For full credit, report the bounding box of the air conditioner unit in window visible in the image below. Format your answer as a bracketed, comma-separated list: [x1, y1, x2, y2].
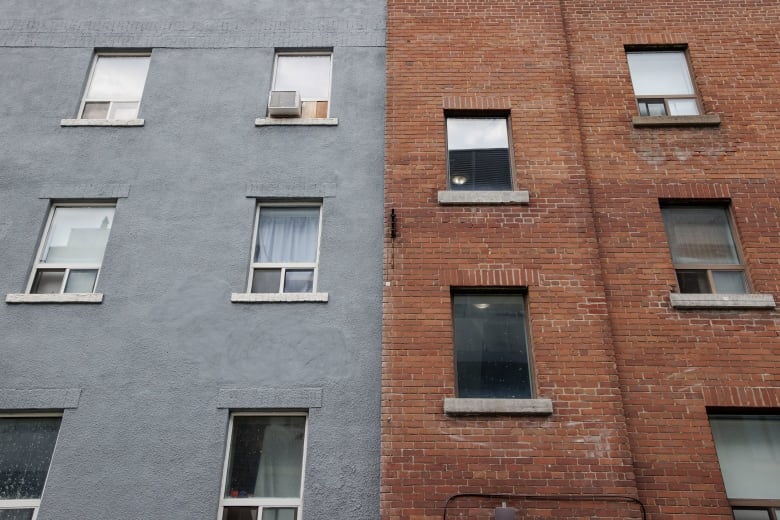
[268, 90, 301, 117]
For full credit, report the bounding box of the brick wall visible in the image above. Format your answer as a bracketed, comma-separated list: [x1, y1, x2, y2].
[383, 0, 780, 518]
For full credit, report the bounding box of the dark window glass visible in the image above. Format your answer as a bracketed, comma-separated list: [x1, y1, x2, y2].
[453, 293, 531, 398]
[224, 416, 305, 499]
[0, 417, 61, 500]
[732, 510, 771, 520]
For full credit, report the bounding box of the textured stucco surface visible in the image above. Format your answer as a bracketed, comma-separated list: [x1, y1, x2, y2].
[0, 1, 384, 519]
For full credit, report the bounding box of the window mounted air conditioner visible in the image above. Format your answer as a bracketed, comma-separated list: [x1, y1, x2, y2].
[268, 90, 302, 117]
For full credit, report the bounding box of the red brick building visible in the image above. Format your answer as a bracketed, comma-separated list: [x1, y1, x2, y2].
[382, 1, 780, 519]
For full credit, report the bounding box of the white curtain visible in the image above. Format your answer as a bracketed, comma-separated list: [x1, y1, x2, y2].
[254, 420, 304, 520]
[255, 208, 318, 264]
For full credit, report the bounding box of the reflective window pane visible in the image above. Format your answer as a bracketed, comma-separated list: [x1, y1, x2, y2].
[627, 51, 695, 96]
[0, 510, 34, 520]
[255, 208, 319, 264]
[668, 98, 699, 116]
[732, 509, 771, 520]
[86, 56, 150, 100]
[31, 270, 65, 294]
[109, 101, 140, 120]
[0, 417, 61, 500]
[41, 207, 114, 264]
[262, 508, 297, 520]
[453, 294, 532, 398]
[64, 269, 98, 293]
[251, 269, 282, 294]
[274, 55, 331, 100]
[283, 270, 314, 293]
[224, 416, 305, 499]
[81, 102, 109, 119]
[447, 118, 509, 151]
[712, 271, 747, 294]
[662, 206, 740, 265]
[710, 415, 780, 500]
[638, 100, 667, 117]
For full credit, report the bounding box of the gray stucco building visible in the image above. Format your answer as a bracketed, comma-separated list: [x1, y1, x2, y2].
[0, 2, 385, 518]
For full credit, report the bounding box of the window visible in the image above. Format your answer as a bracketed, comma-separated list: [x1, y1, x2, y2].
[27, 205, 115, 294]
[218, 414, 307, 520]
[79, 53, 150, 120]
[661, 205, 747, 294]
[626, 50, 699, 116]
[270, 53, 332, 119]
[0, 415, 62, 519]
[248, 205, 322, 294]
[446, 117, 512, 191]
[452, 293, 532, 399]
[709, 415, 780, 519]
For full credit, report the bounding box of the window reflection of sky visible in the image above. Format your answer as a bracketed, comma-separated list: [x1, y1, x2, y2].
[274, 55, 331, 99]
[447, 118, 508, 150]
[87, 56, 150, 100]
[626, 52, 694, 96]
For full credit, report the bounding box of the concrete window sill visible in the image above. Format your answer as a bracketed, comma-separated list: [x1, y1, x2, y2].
[231, 292, 329, 303]
[670, 293, 776, 310]
[444, 397, 553, 416]
[254, 117, 338, 127]
[632, 114, 721, 128]
[438, 190, 530, 205]
[6, 293, 103, 304]
[61, 119, 144, 127]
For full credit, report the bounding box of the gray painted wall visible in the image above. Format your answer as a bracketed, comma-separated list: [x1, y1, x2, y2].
[0, 2, 385, 518]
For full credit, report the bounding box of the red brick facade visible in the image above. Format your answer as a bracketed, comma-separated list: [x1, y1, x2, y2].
[383, 1, 780, 519]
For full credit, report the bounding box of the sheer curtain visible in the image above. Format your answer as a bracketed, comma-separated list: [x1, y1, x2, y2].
[254, 420, 304, 520]
[255, 208, 319, 264]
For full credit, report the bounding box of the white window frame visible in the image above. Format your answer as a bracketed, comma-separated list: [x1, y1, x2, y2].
[78, 51, 151, 120]
[25, 203, 116, 295]
[271, 52, 333, 118]
[0, 413, 62, 520]
[246, 203, 323, 294]
[217, 412, 308, 520]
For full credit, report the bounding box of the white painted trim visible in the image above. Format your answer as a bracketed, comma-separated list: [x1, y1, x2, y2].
[255, 117, 338, 126]
[670, 292, 776, 309]
[231, 292, 328, 303]
[6, 293, 104, 303]
[61, 118, 144, 127]
[444, 398, 553, 416]
[438, 190, 530, 205]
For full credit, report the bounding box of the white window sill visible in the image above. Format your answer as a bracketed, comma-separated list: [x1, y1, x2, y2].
[438, 190, 530, 205]
[632, 114, 721, 127]
[670, 293, 776, 309]
[444, 397, 553, 416]
[6, 293, 103, 304]
[61, 118, 144, 127]
[231, 292, 329, 303]
[254, 117, 338, 127]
